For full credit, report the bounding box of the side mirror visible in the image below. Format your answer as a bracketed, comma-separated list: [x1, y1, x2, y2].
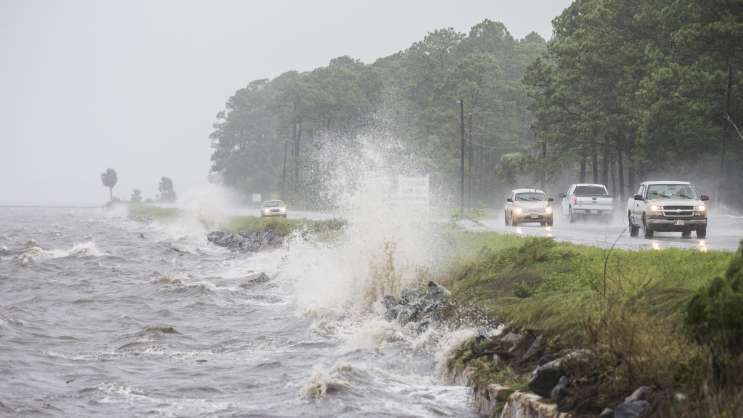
[506, 198, 513, 203]
[700, 195, 709, 201]
[633, 194, 644, 201]
[548, 197, 554, 202]
[558, 193, 566, 198]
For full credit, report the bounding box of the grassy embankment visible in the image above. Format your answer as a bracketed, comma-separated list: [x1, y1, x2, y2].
[439, 228, 741, 414]
[126, 203, 345, 238]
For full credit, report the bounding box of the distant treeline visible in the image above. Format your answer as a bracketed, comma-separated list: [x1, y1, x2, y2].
[210, 20, 547, 207]
[210, 1, 742, 208]
[526, 0, 743, 205]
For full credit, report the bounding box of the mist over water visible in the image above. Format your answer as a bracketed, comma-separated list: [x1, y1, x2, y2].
[0, 135, 478, 417]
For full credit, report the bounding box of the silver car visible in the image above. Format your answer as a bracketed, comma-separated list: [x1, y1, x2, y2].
[260, 200, 287, 218]
[505, 188, 554, 226]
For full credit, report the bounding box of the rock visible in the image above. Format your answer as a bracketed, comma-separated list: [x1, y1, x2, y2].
[207, 230, 282, 252]
[500, 332, 525, 349]
[400, 288, 424, 304]
[599, 408, 614, 417]
[383, 281, 452, 329]
[522, 334, 546, 362]
[240, 272, 270, 287]
[610, 387, 652, 418]
[382, 295, 398, 317]
[613, 400, 649, 418]
[426, 280, 450, 301]
[528, 361, 565, 398]
[625, 386, 652, 402]
[474, 384, 515, 417]
[550, 376, 569, 401]
[500, 391, 572, 418]
[528, 350, 593, 398]
[488, 384, 515, 403]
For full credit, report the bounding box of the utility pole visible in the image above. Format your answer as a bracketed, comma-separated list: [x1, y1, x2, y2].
[459, 99, 465, 215]
[281, 140, 288, 200]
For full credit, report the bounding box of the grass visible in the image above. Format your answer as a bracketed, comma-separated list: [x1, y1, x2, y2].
[126, 203, 346, 238]
[441, 233, 732, 341]
[222, 215, 345, 237]
[127, 203, 180, 220]
[439, 230, 741, 415]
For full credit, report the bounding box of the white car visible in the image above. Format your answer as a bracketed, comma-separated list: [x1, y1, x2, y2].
[627, 181, 709, 238]
[504, 188, 554, 226]
[559, 183, 614, 222]
[260, 200, 287, 218]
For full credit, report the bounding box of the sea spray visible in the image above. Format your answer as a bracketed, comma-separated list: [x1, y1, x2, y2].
[300, 364, 353, 400]
[283, 132, 444, 314]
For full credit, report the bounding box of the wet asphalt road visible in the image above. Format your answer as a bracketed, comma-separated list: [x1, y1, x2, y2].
[461, 213, 743, 252]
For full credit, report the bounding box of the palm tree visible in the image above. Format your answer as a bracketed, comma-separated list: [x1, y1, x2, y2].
[100, 168, 118, 201]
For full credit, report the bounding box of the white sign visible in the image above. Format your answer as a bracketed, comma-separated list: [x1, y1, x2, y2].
[396, 176, 430, 209]
[251, 193, 262, 203]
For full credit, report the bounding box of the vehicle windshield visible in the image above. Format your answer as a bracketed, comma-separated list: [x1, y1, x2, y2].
[573, 186, 607, 196]
[262, 200, 284, 207]
[646, 184, 697, 200]
[515, 192, 546, 202]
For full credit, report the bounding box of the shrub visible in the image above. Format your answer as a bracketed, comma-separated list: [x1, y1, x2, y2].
[685, 241, 743, 359]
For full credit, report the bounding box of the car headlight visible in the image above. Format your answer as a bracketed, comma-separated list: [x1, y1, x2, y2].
[695, 205, 706, 212]
[513, 207, 523, 215]
[649, 205, 661, 212]
[545, 206, 553, 214]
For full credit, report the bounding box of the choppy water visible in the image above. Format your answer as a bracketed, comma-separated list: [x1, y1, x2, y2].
[0, 206, 477, 417]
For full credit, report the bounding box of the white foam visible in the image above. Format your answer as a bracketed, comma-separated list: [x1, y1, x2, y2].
[15, 241, 106, 263]
[280, 135, 444, 314]
[299, 364, 353, 400]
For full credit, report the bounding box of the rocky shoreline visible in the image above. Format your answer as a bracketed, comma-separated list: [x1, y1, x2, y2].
[384, 281, 657, 418]
[206, 230, 284, 252]
[202, 226, 664, 418]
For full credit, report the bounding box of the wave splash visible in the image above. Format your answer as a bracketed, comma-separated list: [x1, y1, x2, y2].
[14, 241, 106, 264]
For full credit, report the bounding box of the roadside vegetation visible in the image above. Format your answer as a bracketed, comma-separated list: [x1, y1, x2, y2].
[221, 215, 345, 238]
[127, 203, 179, 220]
[440, 229, 743, 416]
[209, 0, 742, 211]
[126, 203, 345, 238]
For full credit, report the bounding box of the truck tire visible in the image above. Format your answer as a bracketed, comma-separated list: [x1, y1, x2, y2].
[642, 215, 654, 239]
[629, 214, 639, 237]
[504, 212, 509, 226]
[569, 207, 575, 223]
[547, 218, 554, 227]
[682, 230, 691, 239]
[697, 227, 707, 239]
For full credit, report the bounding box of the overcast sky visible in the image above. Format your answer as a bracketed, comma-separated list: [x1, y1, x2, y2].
[1, 0, 571, 205]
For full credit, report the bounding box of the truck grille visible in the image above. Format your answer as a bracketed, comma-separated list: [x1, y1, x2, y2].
[661, 206, 693, 217]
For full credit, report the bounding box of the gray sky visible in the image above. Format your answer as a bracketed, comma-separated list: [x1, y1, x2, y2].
[1, 0, 571, 205]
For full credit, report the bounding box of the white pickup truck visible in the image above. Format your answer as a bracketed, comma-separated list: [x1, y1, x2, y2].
[627, 181, 709, 239]
[559, 184, 614, 222]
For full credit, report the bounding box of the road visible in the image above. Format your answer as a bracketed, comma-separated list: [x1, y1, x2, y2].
[176, 203, 742, 252]
[460, 213, 743, 252]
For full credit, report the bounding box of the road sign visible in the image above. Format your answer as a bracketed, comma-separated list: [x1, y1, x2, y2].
[397, 176, 430, 210]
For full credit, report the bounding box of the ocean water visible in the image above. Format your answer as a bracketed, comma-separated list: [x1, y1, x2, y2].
[0, 206, 478, 417]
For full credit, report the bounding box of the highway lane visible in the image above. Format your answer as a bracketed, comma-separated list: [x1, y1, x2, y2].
[172, 201, 742, 252]
[461, 213, 743, 252]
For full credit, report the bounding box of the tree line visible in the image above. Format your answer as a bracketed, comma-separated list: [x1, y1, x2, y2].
[211, 3, 742, 209]
[524, 0, 742, 205]
[210, 20, 547, 208]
